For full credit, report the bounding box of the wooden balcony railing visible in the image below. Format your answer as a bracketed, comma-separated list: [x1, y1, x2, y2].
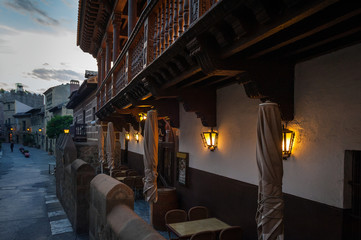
[70, 124, 87, 142]
[96, 0, 218, 110]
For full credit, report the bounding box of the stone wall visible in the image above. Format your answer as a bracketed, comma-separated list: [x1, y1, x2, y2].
[56, 134, 95, 233]
[89, 174, 164, 240]
[75, 142, 99, 170]
[71, 159, 95, 233]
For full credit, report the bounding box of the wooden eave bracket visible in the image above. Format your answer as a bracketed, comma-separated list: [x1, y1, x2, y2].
[179, 88, 217, 127]
[238, 61, 295, 121]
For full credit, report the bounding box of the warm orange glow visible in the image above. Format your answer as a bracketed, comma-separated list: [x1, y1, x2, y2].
[201, 129, 218, 151]
[125, 132, 130, 141]
[10, 127, 13, 131]
[139, 113, 147, 121]
[64, 129, 70, 134]
[134, 132, 139, 142]
[38, 128, 42, 132]
[27, 128, 30, 132]
[282, 128, 295, 159]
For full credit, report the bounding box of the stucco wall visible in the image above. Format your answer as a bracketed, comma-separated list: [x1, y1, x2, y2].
[286, 43, 361, 208]
[179, 43, 361, 208]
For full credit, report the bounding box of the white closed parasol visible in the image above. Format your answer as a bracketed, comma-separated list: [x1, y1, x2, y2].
[106, 122, 115, 176]
[256, 102, 284, 240]
[98, 126, 105, 173]
[143, 110, 159, 203]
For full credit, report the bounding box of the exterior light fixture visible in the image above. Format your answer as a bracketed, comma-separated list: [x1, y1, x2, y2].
[139, 113, 147, 121]
[125, 132, 130, 141]
[201, 128, 218, 151]
[10, 127, 13, 131]
[27, 128, 31, 132]
[38, 128, 42, 132]
[282, 126, 295, 159]
[134, 132, 139, 142]
[64, 129, 70, 134]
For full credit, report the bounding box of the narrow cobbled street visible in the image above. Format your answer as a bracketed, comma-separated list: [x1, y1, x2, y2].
[0, 143, 88, 240]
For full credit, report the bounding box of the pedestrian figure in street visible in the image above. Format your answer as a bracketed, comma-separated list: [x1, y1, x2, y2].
[10, 141, 14, 152]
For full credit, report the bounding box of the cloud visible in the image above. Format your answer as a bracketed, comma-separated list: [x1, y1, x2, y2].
[27, 68, 83, 82]
[5, 0, 59, 27]
[0, 82, 9, 88]
[0, 38, 13, 54]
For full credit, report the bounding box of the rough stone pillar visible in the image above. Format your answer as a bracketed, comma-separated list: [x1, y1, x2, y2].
[128, 0, 137, 36]
[112, 13, 122, 63]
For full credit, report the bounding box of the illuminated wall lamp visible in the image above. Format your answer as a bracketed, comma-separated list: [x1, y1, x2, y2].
[282, 126, 295, 159]
[134, 132, 139, 142]
[125, 132, 130, 141]
[64, 129, 70, 134]
[201, 128, 218, 151]
[139, 113, 147, 121]
[38, 128, 42, 132]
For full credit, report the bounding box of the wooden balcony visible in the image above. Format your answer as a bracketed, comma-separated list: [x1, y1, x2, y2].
[78, 0, 361, 128]
[70, 124, 87, 142]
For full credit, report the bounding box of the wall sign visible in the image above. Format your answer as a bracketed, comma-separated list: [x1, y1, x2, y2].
[177, 152, 189, 186]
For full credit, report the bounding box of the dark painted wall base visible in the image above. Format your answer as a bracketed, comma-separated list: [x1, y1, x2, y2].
[127, 151, 359, 240]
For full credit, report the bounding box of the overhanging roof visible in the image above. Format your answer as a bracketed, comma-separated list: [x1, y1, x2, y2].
[66, 76, 98, 109]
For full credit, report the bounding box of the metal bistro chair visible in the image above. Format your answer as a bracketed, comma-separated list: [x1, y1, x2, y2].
[122, 177, 135, 190]
[127, 170, 138, 176]
[188, 206, 209, 221]
[112, 170, 126, 178]
[165, 209, 187, 240]
[219, 226, 243, 240]
[133, 176, 144, 199]
[190, 230, 216, 240]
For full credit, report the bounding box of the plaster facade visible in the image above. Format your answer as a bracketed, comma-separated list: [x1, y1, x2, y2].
[127, 43, 361, 209]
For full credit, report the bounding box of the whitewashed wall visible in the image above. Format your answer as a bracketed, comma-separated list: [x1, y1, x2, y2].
[178, 43, 361, 209]
[286, 43, 361, 208]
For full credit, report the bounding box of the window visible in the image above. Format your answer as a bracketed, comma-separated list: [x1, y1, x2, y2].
[46, 94, 52, 106]
[8, 104, 10, 110]
[22, 121, 26, 131]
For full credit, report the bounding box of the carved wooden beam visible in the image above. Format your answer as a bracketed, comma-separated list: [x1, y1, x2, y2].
[179, 88, 216, 127]
[240, 61, 294, 121]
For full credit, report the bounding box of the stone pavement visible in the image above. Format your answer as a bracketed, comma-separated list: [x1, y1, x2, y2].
[0, 143, 88, 240]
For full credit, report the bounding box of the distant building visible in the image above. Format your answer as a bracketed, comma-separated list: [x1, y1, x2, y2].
[43, 81, 79, 151]
[66, 74, 99, 168]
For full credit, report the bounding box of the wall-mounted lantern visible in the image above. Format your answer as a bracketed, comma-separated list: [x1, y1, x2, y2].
[139, 113, 147, 121]
[201, 128, 218, 151]
[10, 127, 13, 131]
[282, 126, 295, 159]
[134, 132, 139, 142]
[38, 128, 42, 132]
[125, 132, 130, 141]
[64, 129, 70, 134]
[27, 128, 31, 132]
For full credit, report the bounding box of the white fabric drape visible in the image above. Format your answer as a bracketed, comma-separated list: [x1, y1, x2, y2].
[98, 126, 105, 173]
[256, 102, 284, 240]
[106, 122, 115, 176]
[143, 110, 159, 203]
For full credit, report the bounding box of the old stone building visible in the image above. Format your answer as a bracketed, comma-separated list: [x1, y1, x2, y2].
[66, 71, 100, 169]
[0, 84, 44, 142]
[43, 81, 79, 152]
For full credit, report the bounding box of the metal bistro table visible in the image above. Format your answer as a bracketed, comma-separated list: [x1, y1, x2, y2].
[166, 217, 230, 239]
